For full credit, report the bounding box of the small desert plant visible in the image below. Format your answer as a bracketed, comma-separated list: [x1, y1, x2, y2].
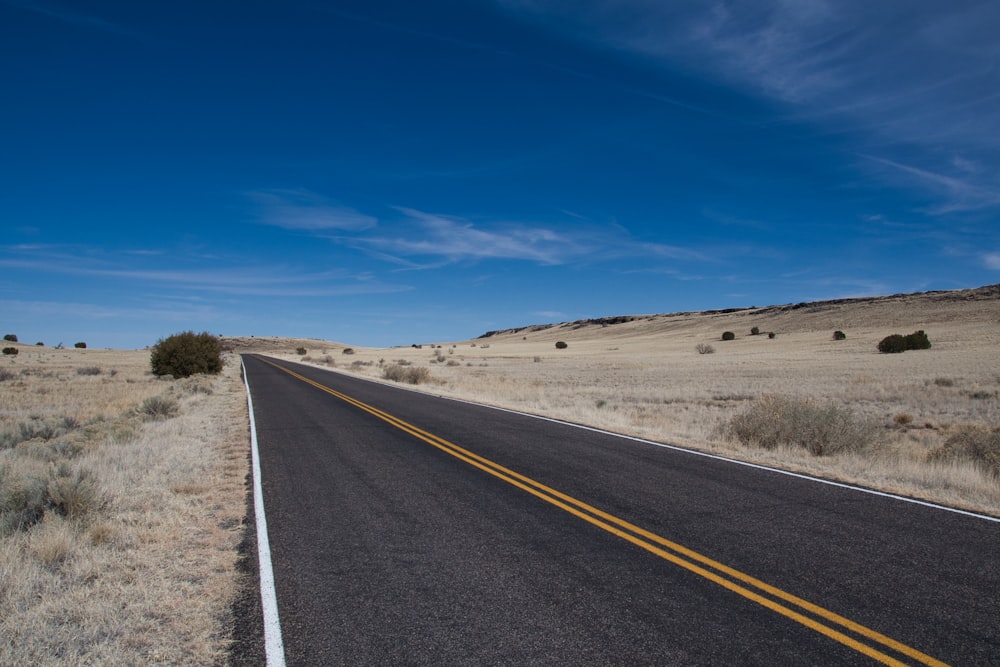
[150, 331, 223, 378]
[750, 326, 760, 336]
[721, 331, 735, 341]
[137, 395, 180, 421]
[695, 343, 715, 355]
[2, 347, 18, 356]
[0, 368, 15, 381]
[296, 347, 307, 355]
[555, 341, 568, 349]
[76, 366, 102, 376]
[768, 332, 776, 339]
[0, 470, 49, 532]
[928, 425, 1000, 479]
[382, 364, 431, 384]
[878, 330, 931, 353]
[934, 377, 955, 387]
[74, 342, 87, 349]
[833, 331, 847, 340]
[724, 395, 882, 456]
[47, 466, 104, 519]
[342, 348, 355, 355]
[893, 413, 914, 427]
[3, 334, 17, 342]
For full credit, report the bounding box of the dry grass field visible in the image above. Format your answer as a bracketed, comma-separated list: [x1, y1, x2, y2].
[1, 284, 996, 664]
[0, 346, 247, 665]
[263, 285, 1000, 517]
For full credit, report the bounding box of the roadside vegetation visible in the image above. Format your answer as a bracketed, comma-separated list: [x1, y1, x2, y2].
[276, 288, 1000, 516]
[0, 346, 246, 664]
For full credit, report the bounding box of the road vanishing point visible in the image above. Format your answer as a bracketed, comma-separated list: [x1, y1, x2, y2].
[237, 355, 999, 666]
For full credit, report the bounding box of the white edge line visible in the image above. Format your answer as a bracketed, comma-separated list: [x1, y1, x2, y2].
[271, 355, 1000, 525]
[242, 358, 287, 666]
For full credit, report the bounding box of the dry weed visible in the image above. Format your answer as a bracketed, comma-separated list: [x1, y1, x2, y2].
[0, 348, 248, 665]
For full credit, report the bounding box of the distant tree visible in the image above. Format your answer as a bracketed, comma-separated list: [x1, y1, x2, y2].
[150, 331, 223, 378]
[2, 347, 18, 356]
[74, 342, 87, 349]
[3, 334, 16, 342]
[555, 341, 568, 349]
[721, 331, 736, 341]
[878, 330, 931, 354]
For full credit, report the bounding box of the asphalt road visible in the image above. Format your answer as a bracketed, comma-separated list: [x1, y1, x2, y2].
[237, 354, 1000, 666]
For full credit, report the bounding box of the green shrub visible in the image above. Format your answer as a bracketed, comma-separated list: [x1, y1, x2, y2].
[342, 348, 355, 355]
[555, 341, 568, 349]
[721, 331, 735, 341]
[768, 332, 776, 339]
[150, 331, 223, 378]
[74, 342, 87, 349]
[877, 334, 906, 353]
[724, 395, 883, 456]
[296, 347, 307, 355]
[36, 342, 44, 346]
[750, 326, 760, 336]
[878, 330, 931, 353]
[928, 426, 1000, 478]
[904, 330, 931, 350]
[3, 334, 17, 342]
[833, 330, 847, 340]
[2, 347, 17, 356]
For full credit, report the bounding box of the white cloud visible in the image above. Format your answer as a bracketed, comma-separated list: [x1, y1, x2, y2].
[366, 208, 584, 265]
[350, 207, 707, 267]
[983, 253, 1000, 270]
[495, 0, 1000, 213]
[250, 189, 377, 231]
[0, 245, 409, 298]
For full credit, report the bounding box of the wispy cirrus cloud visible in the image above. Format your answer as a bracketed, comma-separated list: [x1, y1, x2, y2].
[249, 189, 377, 231]
[495, 0, 1000, 214]
[347, 207, 706, 267]
[0, 244, 408, 298]
[2, 0, 140, 37]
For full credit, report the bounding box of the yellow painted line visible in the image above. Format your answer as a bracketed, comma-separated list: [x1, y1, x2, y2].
[254, 357, 949, 667]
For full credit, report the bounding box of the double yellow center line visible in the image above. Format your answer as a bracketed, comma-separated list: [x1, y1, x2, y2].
[259, 357, 948, 667]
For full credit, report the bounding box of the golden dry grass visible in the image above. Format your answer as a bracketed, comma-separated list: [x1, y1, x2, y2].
[0, 346, 247, 665]
[2, 286, 995, 663]
[263, 285, 1000, 517]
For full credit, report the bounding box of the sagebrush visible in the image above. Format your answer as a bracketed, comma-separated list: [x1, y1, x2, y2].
[723, 395, 883, 456]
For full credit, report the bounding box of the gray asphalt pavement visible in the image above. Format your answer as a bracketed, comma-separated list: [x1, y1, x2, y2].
[235, 354, 1000, 666]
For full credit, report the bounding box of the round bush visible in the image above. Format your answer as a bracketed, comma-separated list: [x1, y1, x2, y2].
[74, 342, 87, 349]
[877, 334, 907, 353]
[555, 341, 568, 349]
[833, 330, 846, 341]
[150, 331, 223, 378]
[3, 334, 17, 342]
[721, 331, 735, 341]
[2, 347, 18, 356]
[877, 330, 931, 353]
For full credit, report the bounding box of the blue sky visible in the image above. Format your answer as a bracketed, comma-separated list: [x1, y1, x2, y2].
[2, 0, 998, 348]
